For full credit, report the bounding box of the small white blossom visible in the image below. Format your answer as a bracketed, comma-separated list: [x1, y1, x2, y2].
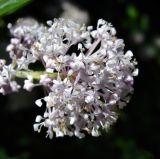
[0, 64, 20, 95]
[2, 17, 138, 139]
[35, 115, 43, 122]
[31, 18, 138, 139]
[35, 99, 43, 107]
[23, 76, 34, 91]
[85, 95, 94, 103]
[132, 68, 139, 76]
[91, 128, 100, 137]
[40, 74, 52, 86]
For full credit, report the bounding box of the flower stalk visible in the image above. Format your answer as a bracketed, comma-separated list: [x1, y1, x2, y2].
[15, 70, 57, 80]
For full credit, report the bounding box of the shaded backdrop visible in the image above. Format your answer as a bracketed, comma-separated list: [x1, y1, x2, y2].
[0, 0, 160, 158]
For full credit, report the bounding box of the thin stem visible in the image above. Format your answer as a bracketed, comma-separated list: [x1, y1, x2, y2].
[16, 70, 57, 80]
[86, 38, 101, 56]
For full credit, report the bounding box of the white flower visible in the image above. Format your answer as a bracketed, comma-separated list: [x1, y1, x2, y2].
[91, 128, 100, 137]
[0, 64, 20, 95]
[35, 115, 43, 122]
[35, 99, 43, 107]
[97, 19, 106, 26]
[132, 68, 139, 76]
[4, 17, 138, 139]
[23, 76, 34, 91]
[70, 116, 76, 125]
[10, 81, 21, 92]
[85, 95, 94, 103]
[32, 18, 138, 139]
[40, 74, 52, 86]
[125, 50, 133, 58]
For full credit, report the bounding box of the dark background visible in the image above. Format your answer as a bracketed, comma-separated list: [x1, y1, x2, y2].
[0, 0, 160, 158]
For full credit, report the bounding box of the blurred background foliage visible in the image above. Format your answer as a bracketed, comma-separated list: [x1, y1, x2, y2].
[0, 0, 31, 17]
[0, 0, 160, 159]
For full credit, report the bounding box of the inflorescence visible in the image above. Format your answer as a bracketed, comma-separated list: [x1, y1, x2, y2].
[0, 18, 138, 138]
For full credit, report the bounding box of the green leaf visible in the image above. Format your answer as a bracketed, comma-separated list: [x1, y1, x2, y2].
[0, 0, 31, 17]
[140, 15, 149, 31]
[126, 4, 139, 21]
[0, 148, 7, 158]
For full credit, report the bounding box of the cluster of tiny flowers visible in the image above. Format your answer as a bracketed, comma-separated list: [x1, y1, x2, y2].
[1, 18, 138, 138]
[0, 59, 20, 95]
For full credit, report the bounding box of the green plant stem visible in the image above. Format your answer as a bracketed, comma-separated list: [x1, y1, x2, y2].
[16, 70, 57, 80]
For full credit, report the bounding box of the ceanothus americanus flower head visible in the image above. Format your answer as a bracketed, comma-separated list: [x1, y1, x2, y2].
[4, 18, 138, 139]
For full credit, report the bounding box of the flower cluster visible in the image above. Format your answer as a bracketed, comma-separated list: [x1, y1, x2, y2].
[1, 18, 138, 138]
[0, 59, 20, 95]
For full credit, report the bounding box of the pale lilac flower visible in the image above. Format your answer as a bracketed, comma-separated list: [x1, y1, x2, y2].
[6, 18, 45, 70]
[32, 19, 138, 139]
[2, 17, 138, 139]
[0, 63, 20, 95]
[23, 75, 35, 91]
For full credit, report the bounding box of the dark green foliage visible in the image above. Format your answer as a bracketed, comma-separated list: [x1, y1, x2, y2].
[0, 0, 31, 17]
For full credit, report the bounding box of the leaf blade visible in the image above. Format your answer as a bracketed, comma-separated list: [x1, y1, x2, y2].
[0, 0, 31, 17]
